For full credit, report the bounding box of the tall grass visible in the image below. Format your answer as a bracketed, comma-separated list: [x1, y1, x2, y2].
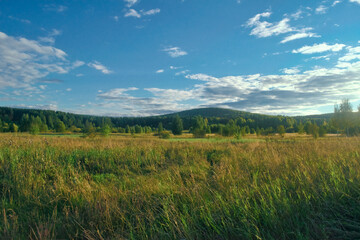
[1, 134, 360, 239]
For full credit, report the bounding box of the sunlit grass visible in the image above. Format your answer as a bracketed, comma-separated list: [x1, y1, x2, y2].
[0, 133, 360, 239]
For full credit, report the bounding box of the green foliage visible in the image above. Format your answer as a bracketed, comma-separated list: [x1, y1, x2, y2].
[159, 131, 171, 139]
[171, 115, 183, 135]
[297, 122, 304, 134]
[157, 122, 164, 134]
[308, 123, 319, 139]
[134, 125, 143, 134]
[333, 99, 358, 136]
[319, 125, 327, 137]
[55, 119, 66, 133]
[83, 120, 96, 137]
[192, 116, 208, 138]
[101, 124, 111, 136]
[277, 125, 286, 137]
[9, 123, 18, 133]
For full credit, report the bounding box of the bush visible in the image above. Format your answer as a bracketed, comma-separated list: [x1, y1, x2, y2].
[159, 131, 171, 139]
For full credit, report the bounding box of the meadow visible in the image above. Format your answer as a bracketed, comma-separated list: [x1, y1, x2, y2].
[1, 133, 360, 239]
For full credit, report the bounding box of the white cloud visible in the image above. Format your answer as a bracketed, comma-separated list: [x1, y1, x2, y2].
[0, 31, 77, 92]
[338, 46, 360, 62]
[124, 0, 138, 7]
[93, 47, 360, 116]
[332, 0, 342, 6]
[170, 66, 182, 70]
[307, 54, 331, 61]
[281, 29, 320, 43]
[350, 0, 360, 4]
[88, 61, 112, 74]
[38, 29, 62, 45]
[281, 67, 300, 74]
[145, 88, 194, 101]
[163, 47, 188, 58]
[113, 16, 119, 22]
[175, 70, 190, 76]
[315, 5, 328, 14]
[245, 11, 318, 43]
[66, 88, 72, 92]
[290, 10, 303, 20]
[245, 12, 294, 38]
[38, 37, 55, 44]
[124, 9, 141, 18]
[73, 60, 85, 68]
[141, 8, 160, 16]
[97, 87, 138, 99]
[293, 43, 346, 54]
[156, 69, 164, 73]
[124, 8, 161, 18]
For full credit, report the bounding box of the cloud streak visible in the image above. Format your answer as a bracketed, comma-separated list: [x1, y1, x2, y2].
[293, 43, 346, 54]
[88, 61, 112, 74]
[163, 47, 188, 58]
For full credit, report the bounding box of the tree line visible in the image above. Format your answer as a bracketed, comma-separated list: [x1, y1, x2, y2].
[0, 99, 359, 137]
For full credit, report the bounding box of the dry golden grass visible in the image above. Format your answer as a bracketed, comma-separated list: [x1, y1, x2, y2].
[0, 133, 360, 239]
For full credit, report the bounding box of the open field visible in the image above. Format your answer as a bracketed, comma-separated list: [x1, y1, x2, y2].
[1, 134, 360, 239]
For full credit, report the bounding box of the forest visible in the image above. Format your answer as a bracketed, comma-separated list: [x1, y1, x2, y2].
[0, 99, 359, 138]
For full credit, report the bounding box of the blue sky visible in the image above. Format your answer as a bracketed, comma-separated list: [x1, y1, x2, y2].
[0, 0, 360, 116]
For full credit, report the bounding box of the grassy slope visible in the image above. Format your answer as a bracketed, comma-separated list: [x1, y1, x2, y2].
[1, 134, 360, 239]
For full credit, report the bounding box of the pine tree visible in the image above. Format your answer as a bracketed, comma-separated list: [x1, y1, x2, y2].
[171, 115, 183, 135]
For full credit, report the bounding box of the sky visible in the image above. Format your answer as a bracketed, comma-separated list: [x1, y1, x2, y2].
[0, 0, 360, 117]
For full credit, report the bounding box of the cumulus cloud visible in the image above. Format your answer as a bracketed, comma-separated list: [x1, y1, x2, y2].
[163, 47, 188, 58]
[338, 46, 360, 62]
[281, 67, 300, 74]
[88, 61, 112, 74]
[293, 42, 346, 54]
[94, 43, 360, 116]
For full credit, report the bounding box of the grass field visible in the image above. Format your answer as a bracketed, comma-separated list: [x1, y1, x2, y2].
[1, 133, 360, 239]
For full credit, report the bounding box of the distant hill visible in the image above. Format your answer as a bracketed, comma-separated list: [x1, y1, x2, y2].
[164, 107, 267, 119]
[167, 107, 334, 121]
[0, 106, 335, 132]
